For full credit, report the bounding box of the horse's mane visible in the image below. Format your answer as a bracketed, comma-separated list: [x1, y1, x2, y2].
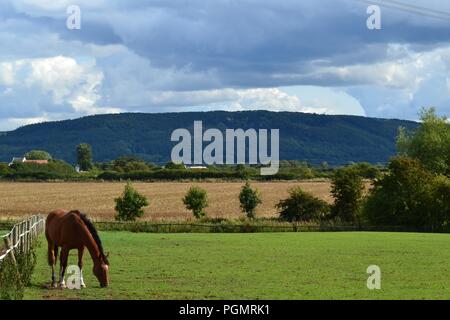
[78, 212, 109, 265]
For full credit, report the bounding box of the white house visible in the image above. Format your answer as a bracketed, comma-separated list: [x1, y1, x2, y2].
[8, 157, 26, 167]
[8, 157, 49, 167]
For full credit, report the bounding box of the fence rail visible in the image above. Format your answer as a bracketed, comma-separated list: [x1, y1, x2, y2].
[0, 215, 45, 264]
[93, 221, 448, 234]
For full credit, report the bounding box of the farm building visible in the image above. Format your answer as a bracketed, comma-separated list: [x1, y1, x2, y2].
[8, 157, 49, 167]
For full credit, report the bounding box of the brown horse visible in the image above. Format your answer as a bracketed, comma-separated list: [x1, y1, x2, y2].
[45, 210, 109, 288]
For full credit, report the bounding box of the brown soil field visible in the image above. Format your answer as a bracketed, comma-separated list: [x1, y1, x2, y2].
[0, 181, 355, 221]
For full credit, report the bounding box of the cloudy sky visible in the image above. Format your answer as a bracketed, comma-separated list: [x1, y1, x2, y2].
[0, 0, 449, 130]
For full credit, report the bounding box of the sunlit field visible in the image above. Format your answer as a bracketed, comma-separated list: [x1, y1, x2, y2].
[24, 231, 450, 300]
[0, 181, 337, 221]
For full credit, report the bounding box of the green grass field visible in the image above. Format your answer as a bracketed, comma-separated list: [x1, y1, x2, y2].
[24, 231, 450, 300]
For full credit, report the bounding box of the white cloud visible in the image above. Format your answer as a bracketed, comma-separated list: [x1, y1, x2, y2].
[138, 87, 343, 115]
[0, 62, 15, 86]
[344, 45, 450, 119]
[0, 56, 115, 116]
[0, 0, 449, 129]
[0, 115, 50, 130]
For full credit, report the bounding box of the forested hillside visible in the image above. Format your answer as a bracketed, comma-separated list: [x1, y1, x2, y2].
[0, 111, 417, 165]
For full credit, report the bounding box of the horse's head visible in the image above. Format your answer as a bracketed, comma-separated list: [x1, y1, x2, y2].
[93, 254, 109, 288]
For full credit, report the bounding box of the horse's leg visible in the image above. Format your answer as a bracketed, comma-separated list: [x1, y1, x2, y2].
[58, 247, 69, 288]
[47, 242, 57, 288]
[78, 247, 86, 288]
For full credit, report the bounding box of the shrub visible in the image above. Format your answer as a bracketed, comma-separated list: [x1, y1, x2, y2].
[114, 181, 149, 221]
[330, 167, 364, 223]
[0, 239, 38, 300]
[183, 186, 208, 219]
[276, 187, 329, 222]
[235, 164, 250, 179]
[239, 182, 262, 219]
[165, 161, 186, 170]
[112, 156, 151, 172]
[0, 163, 11, 177]
[8, 160, 76, 180]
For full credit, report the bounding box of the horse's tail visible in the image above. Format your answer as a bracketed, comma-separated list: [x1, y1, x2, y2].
[78, 213, 109, 265]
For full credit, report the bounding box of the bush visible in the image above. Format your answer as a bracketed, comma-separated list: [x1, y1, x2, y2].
[0, 239, 38, 300]
[112, 156, 151, 172]
[239, 182, 262, 219]
[0, 163, 11, 177]
[276, 187, 330, 222]
[183, 186, 208, 219]
[8, 160, 76, 180]
[114, 181, 149, 221]
[330, 167, 364, 223]
[165, 161, 186, 170]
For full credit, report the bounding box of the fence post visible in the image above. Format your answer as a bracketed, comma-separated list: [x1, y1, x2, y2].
[15, 225, 19, 251]
[3, 235, 17, 265]
[24, 220, 28, 253]
[11, 227, 16, 251]
[32, 216, 36, 238]
[18, 223, 22, 253]
[26, 219, 30, 252]
[21, 222, 25, 253]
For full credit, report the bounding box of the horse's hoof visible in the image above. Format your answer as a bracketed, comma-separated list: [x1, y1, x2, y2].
[51, 282, 58, 288]
[59, 283, 67, 289]
[81, 283, 86, 288]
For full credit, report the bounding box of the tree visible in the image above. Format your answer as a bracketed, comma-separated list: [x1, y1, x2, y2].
[239, 182, 262, 219]
[430, 175, 450, 229]
[76, 143, 93, 171]
[183, 186, 208, 219]
[114, 181, 149, 221]
[0, 163, 11, 176]
[347, 162, 381, 179]
[331, 167, 364, 223]
[165, 161, 185, 170]
[320, 161, 329, 171]
[397, 107, 450, 175]
[113, 156, 150, 172]
[362, 156, 435, 228]
[276, 187, 329, 222]
[24, 150, 52, 160]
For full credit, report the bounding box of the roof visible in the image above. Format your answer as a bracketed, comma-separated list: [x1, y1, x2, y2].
[23, 159, 49, 164]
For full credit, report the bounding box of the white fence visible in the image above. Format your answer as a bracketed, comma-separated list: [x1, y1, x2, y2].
[0, 215, 45, 264]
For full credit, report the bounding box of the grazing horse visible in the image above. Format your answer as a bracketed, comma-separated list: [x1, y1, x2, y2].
[45, 210, 109, 288]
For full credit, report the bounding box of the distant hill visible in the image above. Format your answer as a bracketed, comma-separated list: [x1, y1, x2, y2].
[0, 111, 418, 165]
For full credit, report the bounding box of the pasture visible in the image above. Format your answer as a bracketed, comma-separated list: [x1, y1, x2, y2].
[24, 231, 450, 300]
[0, 181, 335, 220]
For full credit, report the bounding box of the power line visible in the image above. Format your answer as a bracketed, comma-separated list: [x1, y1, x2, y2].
[383, 0, 450, 17]
[352, 0, 450, 22]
